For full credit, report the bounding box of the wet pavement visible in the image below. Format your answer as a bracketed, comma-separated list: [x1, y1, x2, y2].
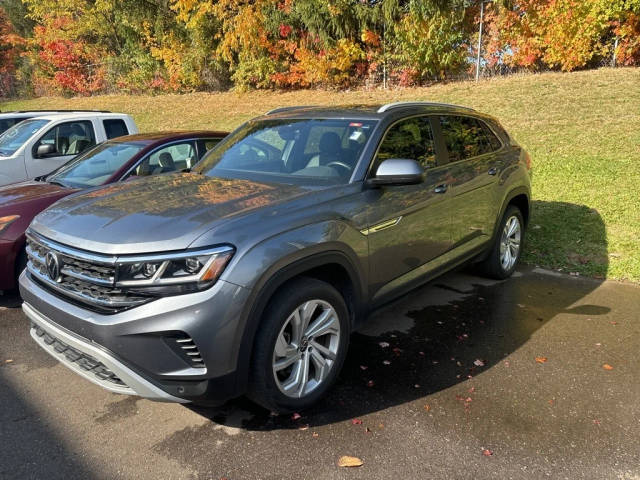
[1, 267, 639, 479]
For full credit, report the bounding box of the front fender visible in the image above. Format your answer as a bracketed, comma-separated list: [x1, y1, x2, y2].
[222, 220, 369, 394]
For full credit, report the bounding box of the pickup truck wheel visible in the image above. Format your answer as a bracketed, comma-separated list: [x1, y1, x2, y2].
[479, 205, 524, 280]
[248, 277, 350, 413]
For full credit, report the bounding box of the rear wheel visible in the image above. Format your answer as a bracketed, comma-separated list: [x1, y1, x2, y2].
[479, 205, 524, 279]
[248, 277, 350, 413]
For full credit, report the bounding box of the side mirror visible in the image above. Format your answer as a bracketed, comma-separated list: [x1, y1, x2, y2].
[367, 159, 424, 187]
[36, 144, 56, 158]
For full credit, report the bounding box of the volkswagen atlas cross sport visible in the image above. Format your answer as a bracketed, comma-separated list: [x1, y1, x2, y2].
[20, 102, 531, 413]
[0, 131, 227, 293]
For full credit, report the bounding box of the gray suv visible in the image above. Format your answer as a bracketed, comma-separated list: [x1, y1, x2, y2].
[20, 102, 531, 412]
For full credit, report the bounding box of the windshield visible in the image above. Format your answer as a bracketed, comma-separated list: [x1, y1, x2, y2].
[47, 141, 147, 188]
[0, 119, 49, 157]
[194, 118, 378, 185]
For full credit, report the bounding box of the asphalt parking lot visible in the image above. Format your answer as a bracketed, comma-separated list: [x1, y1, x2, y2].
[1, 267, 639, 480]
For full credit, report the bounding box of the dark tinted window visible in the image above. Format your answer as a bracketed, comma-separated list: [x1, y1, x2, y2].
[376, 116, 436, 169]
[439, 116, 502, 162]
[479, 121, 502, 151]
[103, 119, 129, 139]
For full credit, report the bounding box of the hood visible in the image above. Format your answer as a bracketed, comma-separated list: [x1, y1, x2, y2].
[31, 173, 312, 254]
[0, 180, 73, 207]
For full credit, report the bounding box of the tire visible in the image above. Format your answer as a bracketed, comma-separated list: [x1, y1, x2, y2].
[479, 205, 525, 280]
[248, 277, 350, 413]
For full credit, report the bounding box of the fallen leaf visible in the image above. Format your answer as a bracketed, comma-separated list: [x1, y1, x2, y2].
[482, 449, 493, 457]
[593, 419, 601, 425]
[299, 424, 309, 431]
[4, 359, 13, 364]
[337, 456, 363, 468]
[365, 427, 371, 434]
[468, 387, 476, 393]
[424, 404, 431, 412]
[312, 432, 319, 438]
[291, 413, 301, 421]
[351, 418, 363, 425]
[378, 341, 390, 348]
[535, 356, 547, 364]
[473, 359, 485, 367]
[603, 364, 614, 370]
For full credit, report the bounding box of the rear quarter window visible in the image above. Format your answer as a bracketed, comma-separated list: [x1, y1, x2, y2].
[103, 119, 129, 139]
[439, 115, 502, 162]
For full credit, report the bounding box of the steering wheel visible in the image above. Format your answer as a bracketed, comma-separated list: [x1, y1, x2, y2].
[326, 161, 352, 176]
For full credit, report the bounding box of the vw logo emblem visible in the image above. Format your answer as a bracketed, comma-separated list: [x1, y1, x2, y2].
[45, 251, 61, 282]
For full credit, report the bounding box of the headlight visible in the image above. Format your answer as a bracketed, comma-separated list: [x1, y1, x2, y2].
[115, 245, 234, 295]
[0, 215, 19, 236]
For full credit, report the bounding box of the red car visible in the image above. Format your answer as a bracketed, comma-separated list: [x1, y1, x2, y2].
[0, 130, 227, 292]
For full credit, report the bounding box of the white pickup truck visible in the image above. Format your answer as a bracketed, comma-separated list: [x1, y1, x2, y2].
[0, 111, 138, 186]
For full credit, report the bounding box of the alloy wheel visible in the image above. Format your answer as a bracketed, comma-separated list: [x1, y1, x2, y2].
[271, 299, 341, 398]
[499, 215, 521, 271]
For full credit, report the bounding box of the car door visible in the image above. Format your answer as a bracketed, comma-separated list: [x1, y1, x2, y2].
[27, 120, 97, 178]
[364, 115, 453, 300]
[438, 115, 504, 251]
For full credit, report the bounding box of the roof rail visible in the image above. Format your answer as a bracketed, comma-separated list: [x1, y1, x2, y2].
[3, 109, 112, 114]
[265, 106, 317, 115]
[377, 102, 474, 113]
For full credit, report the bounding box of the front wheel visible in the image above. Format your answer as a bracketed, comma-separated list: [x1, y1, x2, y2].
[248, 277, 350, 413]
[479, 205, 525, 279]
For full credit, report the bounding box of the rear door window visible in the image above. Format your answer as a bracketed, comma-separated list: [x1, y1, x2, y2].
[196, 138, 223, 160]
[375, 116, 437, 169]
[439, 116, 501, 162]
[103, 119, 129, 139]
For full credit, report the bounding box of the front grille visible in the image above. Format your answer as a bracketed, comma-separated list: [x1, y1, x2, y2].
[31, 322, 128, 387]
[26, 233, 149, 313]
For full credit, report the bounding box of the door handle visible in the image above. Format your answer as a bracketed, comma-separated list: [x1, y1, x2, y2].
[488, 167, 498, 176]
[434, 184, 448, 194]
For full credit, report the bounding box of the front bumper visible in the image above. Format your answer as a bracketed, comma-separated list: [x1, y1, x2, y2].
[24, 302, 187, 402]
[19, 270, 251, 403]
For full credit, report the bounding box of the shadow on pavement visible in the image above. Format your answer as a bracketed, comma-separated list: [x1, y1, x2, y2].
[0, 370, 100, 479]
[188, 200, 610, 430]
[0, 291, 22, 309]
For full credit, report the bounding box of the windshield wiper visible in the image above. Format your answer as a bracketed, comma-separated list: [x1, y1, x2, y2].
[47, 180, 69, 188]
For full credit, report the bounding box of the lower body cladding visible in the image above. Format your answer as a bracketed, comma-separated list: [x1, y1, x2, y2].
[19, 271, 251, 404]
